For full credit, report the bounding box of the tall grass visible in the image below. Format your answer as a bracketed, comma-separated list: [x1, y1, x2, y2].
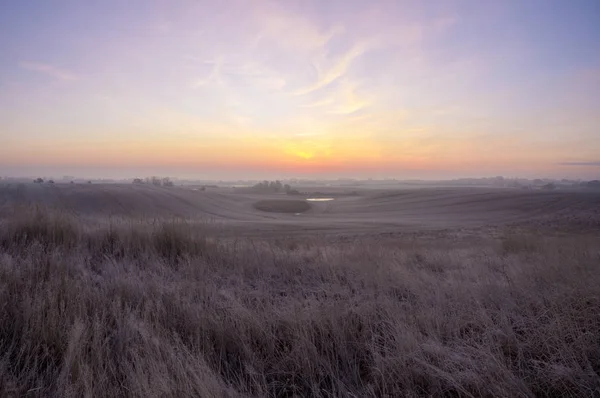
[0, 209, 599, 397]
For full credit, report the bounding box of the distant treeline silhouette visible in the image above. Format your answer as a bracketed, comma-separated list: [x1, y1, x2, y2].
[133, 177, 174, 187]
[252, 180, 299, 194]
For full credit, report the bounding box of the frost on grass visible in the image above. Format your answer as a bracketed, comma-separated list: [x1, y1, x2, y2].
[0, 209, 599, 397]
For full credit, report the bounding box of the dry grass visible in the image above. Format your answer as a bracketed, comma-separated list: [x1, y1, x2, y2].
[0, 209, 599, 397]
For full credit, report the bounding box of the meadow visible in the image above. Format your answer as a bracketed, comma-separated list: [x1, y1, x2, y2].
[0, 183, 599, 397]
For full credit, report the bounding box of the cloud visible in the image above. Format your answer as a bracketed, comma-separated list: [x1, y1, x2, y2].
[191, 58, 224, 88]
[224, 61, 287, 90]
[19, 62, 79, 81]
[300, 79, 371, 116]
[294, 42, 369, 95]
[558, 161, 600, 166]
[254, 3, 344, 54]
[301, 97, 335, 108]
[191, 57, 287, 92]
[329, 80, 371, 115]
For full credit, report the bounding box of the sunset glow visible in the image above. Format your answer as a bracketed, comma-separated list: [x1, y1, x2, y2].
[1, 0, 599, 179]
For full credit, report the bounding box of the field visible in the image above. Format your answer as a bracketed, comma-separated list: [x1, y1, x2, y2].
[0, 182, 599, 397]
[2, 182, 599, 235]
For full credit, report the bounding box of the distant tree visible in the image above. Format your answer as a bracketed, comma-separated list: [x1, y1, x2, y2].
[586, 180, 600, 189]
[48, 180, 55, 184]
[87, 181, 92, 184]
[133, 178, 144, 184]
[252, 180, 290, 193]
[34, 178, 44, 184]
[162, 177, 174, 187]
[542, 183, 556, 190]
[286, 189, 300, 195]
[284, 184, 291, 193]
[150, 176, 162, 186]
[70, 181, 74, 184]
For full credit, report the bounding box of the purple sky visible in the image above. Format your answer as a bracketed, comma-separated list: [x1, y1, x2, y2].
[1, 0, 599, 179]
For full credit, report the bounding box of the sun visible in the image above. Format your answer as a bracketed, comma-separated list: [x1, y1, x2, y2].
[283, 142, 318, 160]
[295, 151, 315, 160]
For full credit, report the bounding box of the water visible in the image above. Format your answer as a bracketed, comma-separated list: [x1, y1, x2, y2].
[306, 198, 335, 202]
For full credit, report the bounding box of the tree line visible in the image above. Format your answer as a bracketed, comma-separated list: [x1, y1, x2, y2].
[132, 177, 174, 187]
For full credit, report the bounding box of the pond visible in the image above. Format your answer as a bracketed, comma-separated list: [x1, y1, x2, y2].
[306, 198, 335, 202]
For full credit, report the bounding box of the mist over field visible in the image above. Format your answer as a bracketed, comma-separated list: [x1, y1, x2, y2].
[2, 0, 600, 396]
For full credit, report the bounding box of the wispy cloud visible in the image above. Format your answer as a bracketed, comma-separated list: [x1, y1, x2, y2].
[300, 79, 371, 116]
[191, 58, 224, 88]
[19, 62, 80, 81]
[329, 80, 371, 115]
[191, 58, 287, 92]
[224, 61, 287, 91]
[294, 42, 369, 95]
[254, 3, 344, 54]
[558, 161, 600, 166]
[301, 97, 335, 108]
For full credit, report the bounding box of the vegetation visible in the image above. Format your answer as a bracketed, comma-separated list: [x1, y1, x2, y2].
[253, 199, 311, 213]
[0, 209, 598, 397]
[251, 180, 292, 193]
[587, 180, 600, 189]
[285, 188, 301, 195]
[132, 177, 175, 187]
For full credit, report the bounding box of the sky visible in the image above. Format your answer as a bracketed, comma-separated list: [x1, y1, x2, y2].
[0, 0, 599, 180]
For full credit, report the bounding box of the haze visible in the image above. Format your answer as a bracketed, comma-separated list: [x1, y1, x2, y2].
[1, 0, 599, 180]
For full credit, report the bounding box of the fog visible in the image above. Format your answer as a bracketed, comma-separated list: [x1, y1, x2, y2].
[2, 163, 598, 182]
